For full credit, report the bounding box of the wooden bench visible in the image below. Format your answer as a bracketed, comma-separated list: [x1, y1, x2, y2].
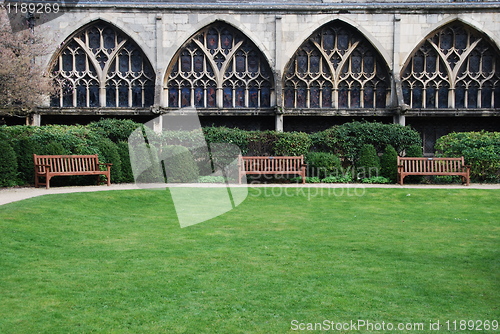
[33, 154, 112, 189]
[397, 156, 470, 186]
[238, 155, 307, 184]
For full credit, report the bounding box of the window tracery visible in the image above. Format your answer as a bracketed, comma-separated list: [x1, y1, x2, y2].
[50, 21, 155, 108]
[166, 22, 273, 109]
[402, 23, 500, 109]
[283, 21, 390, 109]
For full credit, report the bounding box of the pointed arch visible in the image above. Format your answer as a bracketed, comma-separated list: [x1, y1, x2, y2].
[401, 21, 500, 109]
[49, 20, 155, 108]
[283, 20, 391, 110]
[164, 21, 274, 109]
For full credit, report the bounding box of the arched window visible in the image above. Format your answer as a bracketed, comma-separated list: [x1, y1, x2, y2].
[283, 21, 390, 109]
[402, 22, 500, 109]
[165, 22, 274, 109]
[50, 21, 155, 108]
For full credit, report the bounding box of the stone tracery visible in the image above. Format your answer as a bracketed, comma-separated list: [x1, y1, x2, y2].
[50, 21, 155, 108]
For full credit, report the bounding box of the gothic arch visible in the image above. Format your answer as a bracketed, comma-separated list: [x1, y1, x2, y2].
[164, 21, 275, 109]
[401, 21, 500, 109]
[49, 20, 155, 108]
[283, 20, 392, 109]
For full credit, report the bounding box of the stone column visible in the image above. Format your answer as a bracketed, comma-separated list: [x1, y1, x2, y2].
[27, 113, 41, 126]
[155, 15, 165, 108]
[392, 14, 405, 127]
[275, 15, 284, 132]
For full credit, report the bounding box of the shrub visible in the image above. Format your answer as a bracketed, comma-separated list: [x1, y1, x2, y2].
[116, 141, 134, 183]
[203, 126, 249, 155]
[405, 144, 423, 157]
[91, 137, 123, 183]
[0, 140, 18, 187]
[380, 145, 398, 183]
[87, 118, 142, 143]
[198, 176, 226, 183]
[356, 144, 380, 179]
[40, 141, 70, 155]
[274, 132, 312, 156]
[361, 176, 391, 184]
[10, 137, 41, 185]
[321, 174, 353, 183]
[435, 131, 500, 182]
[317, 121, 422, 162]
[247, 130, 279, 156]
[305, 152, 342, 179]
[160, 145, 199, 183]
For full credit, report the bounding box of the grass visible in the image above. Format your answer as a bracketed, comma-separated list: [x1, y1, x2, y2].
[0, 187, 499, 333]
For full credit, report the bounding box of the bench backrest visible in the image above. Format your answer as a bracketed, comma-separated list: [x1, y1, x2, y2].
[240, 156, 304, 172]
[397, 156, 465, 173]
[34, 155, 100, 173]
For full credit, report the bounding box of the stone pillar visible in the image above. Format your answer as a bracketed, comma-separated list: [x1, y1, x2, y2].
[275, 113, 284, 132]
[393, 114, 405, 126]
[27, 113, 41, 126]
[155, 15, 165, 108]
[391, 14, 405, 110]
[153, 115, 163, 133]
[275, 15, 284, 132]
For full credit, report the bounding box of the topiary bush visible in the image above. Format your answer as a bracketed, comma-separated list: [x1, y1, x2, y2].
[274, 132, 312, 156]
[160, 145, 199, 183]
[380, 145, 398, 183]
[356, 144, 380, 179]
[116, 141, 134, 183]
[0, 140, 18, 187]
[91, 137, 123, 184]
[305, 152, 342, 179]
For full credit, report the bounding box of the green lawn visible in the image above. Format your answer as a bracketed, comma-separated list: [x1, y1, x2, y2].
[0, 188, 499, 333]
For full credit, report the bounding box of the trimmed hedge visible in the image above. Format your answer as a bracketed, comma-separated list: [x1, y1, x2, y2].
[305, 152, 342, 179]
[356, 144, 380, 179]
[0, 140, 18, 187]
[313, 121, 422, 163]
[274, 132, 312, 156]
[1, 119, 498, 186]
[380, 145, 398, 183]
[160, 145, 199, 183]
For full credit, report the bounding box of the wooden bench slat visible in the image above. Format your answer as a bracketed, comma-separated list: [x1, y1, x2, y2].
[33, 154, 112, 189]
[397, 156, 470, 186]
[238, 155, 306, 184]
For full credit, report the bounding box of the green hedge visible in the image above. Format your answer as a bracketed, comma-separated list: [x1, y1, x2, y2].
[435, 131, 500, 182]
[0, 140, 18, 187]
[1, 119, 499, 187]
[313, 121, 422, 163]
